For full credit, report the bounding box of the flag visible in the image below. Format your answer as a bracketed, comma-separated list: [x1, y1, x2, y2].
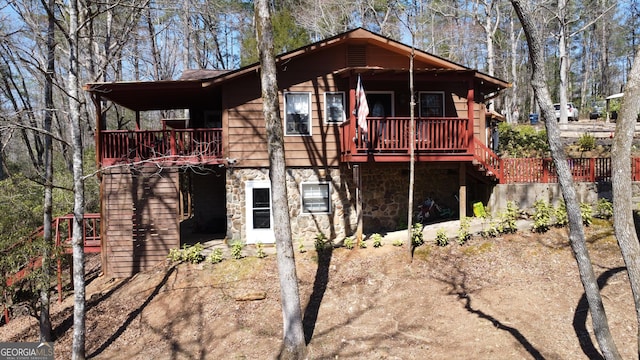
[356, 75, 369, 134]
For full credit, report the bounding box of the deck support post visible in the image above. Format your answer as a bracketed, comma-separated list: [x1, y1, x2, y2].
[354, 165, 363, 244]
[459, 162, 467, 219]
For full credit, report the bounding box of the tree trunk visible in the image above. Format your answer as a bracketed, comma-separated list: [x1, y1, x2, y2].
[510, 1, 621, 359]
[254, 1, 306, 359]
[611, 44, 640, 358]
[39, 0, 56, 343]
[68, 0, 86, 358]
[557, 0, 569, 123]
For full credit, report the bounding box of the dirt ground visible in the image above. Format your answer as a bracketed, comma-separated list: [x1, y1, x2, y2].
[1, 221, 637, 359]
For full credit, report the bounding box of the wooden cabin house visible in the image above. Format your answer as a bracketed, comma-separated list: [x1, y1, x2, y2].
[85, 28, 510, 277]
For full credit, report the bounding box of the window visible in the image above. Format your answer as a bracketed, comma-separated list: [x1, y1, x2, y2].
[301, 183, 331, 214]
[324, 92, 345, 123]
[419, 92, 445, 117]
[284, 92, 312, 135]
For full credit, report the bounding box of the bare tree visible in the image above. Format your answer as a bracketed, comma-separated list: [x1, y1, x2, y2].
[510, 0, 622, 358]
[67, 0, 86, 358]
[610, 44, 640, 357]
[254, 0, 306, 358]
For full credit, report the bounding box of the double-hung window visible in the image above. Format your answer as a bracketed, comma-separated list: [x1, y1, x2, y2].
[284, 92, 312, 135]
[324, 92, 345, 123]
[301, 182, 331, 214]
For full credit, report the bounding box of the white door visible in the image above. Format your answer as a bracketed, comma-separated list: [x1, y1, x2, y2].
[245, 181, 275, 244]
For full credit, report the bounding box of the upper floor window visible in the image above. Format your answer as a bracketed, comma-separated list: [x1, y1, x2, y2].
[324, 92, 346, 123]
[419, 91, 445, 117]
[301, 182, 331, 214]
[284, 92, 312, 136]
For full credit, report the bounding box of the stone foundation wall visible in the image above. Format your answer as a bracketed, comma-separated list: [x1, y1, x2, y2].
[226, 166, 357, 242]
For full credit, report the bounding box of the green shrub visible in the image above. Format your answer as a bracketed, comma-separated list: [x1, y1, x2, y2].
[595, 198, 613, 219]
[580, 202, 593, 226]
[434, 229, 448, 246]
[576, 133, 596, 151]
[457, 217, 472, 245]
[372, 234, 383, 248]
[182, 243, 204, 264]
[298, 239, 306, 253]
[256, 242, 267, 258]
[498, 123, 549, 157]
[392, 239, 404, 247]
[206, 248, 224, 264]
[554, 202, 568, 227]
[411, 223, 424, 247]
[343, 236, 355, 250]
[499, 201, 519, 234]
[231, 241, 244, 259]
[314, 232, 332, 251]
[532, 199, 552, 233]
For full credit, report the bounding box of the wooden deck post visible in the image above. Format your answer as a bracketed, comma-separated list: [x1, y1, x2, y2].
[459, 162, 467, 219]
[354, 165, 363, 244]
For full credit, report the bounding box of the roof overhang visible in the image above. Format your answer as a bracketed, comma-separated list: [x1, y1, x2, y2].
[83, 80, 213, 111]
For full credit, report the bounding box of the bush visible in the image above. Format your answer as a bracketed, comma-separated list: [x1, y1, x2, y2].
[576, 133, 596, 151]
[434, 229, 449, 246]
[554, 202, 568, 227]
[231, 241, 244, 259]
[595, 198, 613, 219]
[457, 217, 472, 245]
[580, 202, 593, 226]
[498, 123, 549, 157]
[343, 236, 355, 250]
[411, 223, 424, 247]
[532, 199, 552, 233]
[206, 248, 224, 264]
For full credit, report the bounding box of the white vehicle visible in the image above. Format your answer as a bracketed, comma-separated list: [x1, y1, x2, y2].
[554, 103, 579, 121]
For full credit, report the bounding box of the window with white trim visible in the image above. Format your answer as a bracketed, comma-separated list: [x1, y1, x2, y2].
[284, 92, 312, 135]
[419, 91, 445, 117]
[301, 182, 331, 214]
[324, 92, 345, 123]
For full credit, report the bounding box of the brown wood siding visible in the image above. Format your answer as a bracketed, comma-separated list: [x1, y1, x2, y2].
[102, 167, 179, 277]
[221, 43, 486, 168]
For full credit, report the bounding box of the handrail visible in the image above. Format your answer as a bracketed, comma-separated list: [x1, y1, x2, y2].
[472, 138, 502, 181]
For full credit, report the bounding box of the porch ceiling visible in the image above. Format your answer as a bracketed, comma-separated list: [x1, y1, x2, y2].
[84, 80, 215, 111]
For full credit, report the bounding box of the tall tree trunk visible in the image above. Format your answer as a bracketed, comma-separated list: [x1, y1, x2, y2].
[68, 0, 86, 358]
[254, 1, 306, 359]
[611, 44, 640, 358]
[39, 0, 56, 343]
[557, 0, 570, 123]
[510, 1, 622, 359]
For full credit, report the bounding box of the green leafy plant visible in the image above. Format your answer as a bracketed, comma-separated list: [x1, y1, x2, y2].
[343, 236, 355, 250]
[256, 242, 267, 258]
[372, 233, 383, 248]
[411, 223, 424, 247]
[298, 239, 306, 253]
[314, 232, 331, 251]
[183, 243, 204, 264]
[580, 202, 593, 226]
[554, 202, 568, 227]
[167, 248, 182, 262]
[434, 229, 448, 246]
[501, 201, 519, 233]
[532, 199, 552, 233]
[392, 239, 404, 247]
[497, 123, 549, 157]
[231, 241, 244, 259]
[595, 198, 613, 219]
[206, 248, 224, 264]
[576, 133, 596, 151]
[457, 217, 472, 245]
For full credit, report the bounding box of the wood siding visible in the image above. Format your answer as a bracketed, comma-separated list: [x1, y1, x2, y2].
[222, 44, 486, 168]
[103, 167, 179, 277]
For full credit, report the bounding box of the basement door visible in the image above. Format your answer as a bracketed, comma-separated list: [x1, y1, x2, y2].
[245, 180, 275, 244]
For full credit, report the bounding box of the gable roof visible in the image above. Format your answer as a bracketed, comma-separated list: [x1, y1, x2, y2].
[85, 28, 509, 111]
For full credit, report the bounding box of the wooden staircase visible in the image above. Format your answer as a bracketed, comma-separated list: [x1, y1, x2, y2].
[471, 138, 502, 182]
[2, 213, 100, 324]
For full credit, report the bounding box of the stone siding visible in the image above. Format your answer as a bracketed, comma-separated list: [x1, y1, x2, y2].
[226, 166, 357, 242]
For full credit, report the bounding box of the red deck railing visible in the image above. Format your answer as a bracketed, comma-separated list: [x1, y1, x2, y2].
[346, 117, 470, 154]
[501, 157, 640, 183]
[100, 128, 223, 166]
